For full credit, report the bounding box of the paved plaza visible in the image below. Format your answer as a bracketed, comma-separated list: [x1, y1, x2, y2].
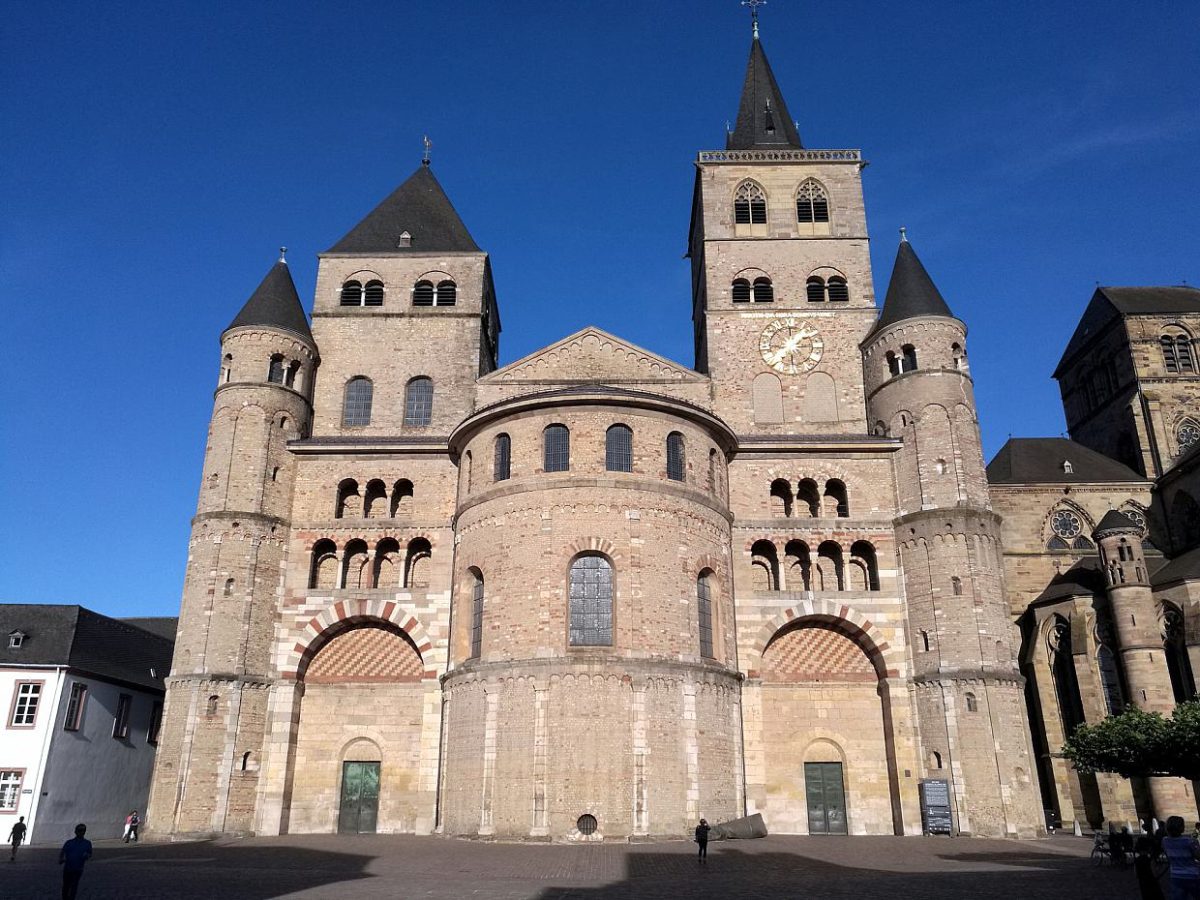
[2, 832, 1147, 899]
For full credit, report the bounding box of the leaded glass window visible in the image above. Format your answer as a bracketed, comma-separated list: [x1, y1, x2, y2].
[494, 433, 511, 481]
[697, 573, 714, 659]
[666, 432, 685, 482]
[404, 377, 433, 426]
[343, 377, 373, 426]
[606, 424, 632, 472]
[544, 425, 570, 472]
[569, 555, 612, 646]
[1051, 510, 1083, 539]
[470, 572, 484, 659]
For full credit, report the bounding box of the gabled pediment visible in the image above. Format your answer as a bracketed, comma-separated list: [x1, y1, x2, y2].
[482, 327, 705, 385]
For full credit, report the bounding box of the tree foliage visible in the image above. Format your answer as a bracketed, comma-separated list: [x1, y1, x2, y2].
[1062, 701, 1200, 781]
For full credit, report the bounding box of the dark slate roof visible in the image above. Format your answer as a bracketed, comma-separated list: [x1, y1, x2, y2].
[1032, 557, 1106, 604]
[224, 260, 314, 342]
[1094, 509, 1140, 534]
[987, 437, 1148, 485]
[1054, 286, 1200, 377]
[0, 605, 175, 692]
[726, 35, 803, 150]
[326, 165, 480, 254]
[867, 239, 955, 337]
[1152, 545, 1200, 586]
[121, 617, 179, 642]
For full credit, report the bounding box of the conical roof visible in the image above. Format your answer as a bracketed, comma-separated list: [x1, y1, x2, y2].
[727, 34, 803, 150]
[869, 238, 955, 337]
[224, 259, 313, 342]
[1093, 509, 1140, 535]
[326, 164, 480, 254]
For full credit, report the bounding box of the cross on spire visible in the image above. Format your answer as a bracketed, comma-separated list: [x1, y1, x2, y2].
[422, 135, 433, 166]
[741, 0, 766, 38]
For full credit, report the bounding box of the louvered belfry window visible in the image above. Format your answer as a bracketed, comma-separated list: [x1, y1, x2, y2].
[569, 555, 613, 646]
[363, 280, 384, 306]
[436, 280, 457, 307]
[796, 180, 830, 223]
[1162, 333, 1195, 374]
[826, 277, 849, 302]
[734, 181, 767, 225]
[731, 278, 752, 303]
[666, 432, 685, 482]
[404, 377, 433, 426]
[606, 424, 633, 472]
[493, 433, 511, 481]
[412, 280, 435, 306]
[752, 277, 774, 303]
[544, 425, 570, 472]
[340, 280, 363, 306]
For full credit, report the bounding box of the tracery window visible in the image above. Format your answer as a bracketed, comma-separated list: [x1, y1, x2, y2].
[1097, 645, 1124, 716]
[1161, 332, 1195, 374]
[697, 572, 714, 659]
[734, 181, 767, 234]
[404, 377, 433, 426]
[569, 555, 613, 647]
[795, 180, 830, 225]
[606, 424, 633, 473]
[1179, 418, 1200, 454]
[342, 377, 373, 427]
[1047, 508, 1094, 550]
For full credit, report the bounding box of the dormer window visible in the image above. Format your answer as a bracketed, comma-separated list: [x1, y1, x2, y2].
[1062, 460, 1074, 474]
[397, 231, 412, 248]
[8, 630, 25, 649]
[763, 99, 775, 134]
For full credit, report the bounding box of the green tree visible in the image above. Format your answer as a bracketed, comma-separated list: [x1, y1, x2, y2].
[1062, 700, 1200, 781]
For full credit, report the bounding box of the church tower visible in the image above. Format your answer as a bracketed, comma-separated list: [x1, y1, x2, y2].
[148, 255, 318, 835]
[862, 237, 1043, 836]
[688, 27, 875, 434]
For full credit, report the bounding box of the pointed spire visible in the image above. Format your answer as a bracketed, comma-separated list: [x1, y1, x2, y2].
[727, 32, 802, 150]
[869, 236, 955, 336]
[326, 164, 480, 254]
[224, 256, 313, 342]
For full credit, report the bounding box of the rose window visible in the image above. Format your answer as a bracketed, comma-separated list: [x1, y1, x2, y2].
[1180, 420, 1200, 453]
[1051, 510, 1083, 539]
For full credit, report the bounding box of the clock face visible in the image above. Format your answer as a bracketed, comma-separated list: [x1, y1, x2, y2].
[759, 317, 824, 375]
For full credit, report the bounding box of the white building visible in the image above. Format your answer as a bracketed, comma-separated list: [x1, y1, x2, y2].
[1, 605, 175, 842]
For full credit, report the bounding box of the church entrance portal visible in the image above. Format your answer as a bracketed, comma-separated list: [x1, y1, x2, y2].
[805, 762, 848, 834]
[338, 761, 381, 834]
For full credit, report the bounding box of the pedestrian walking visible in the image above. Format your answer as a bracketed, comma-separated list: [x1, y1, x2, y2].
[694, 818, 710, 862]
[123, 810, 140, 843]
[59, 824, 92, 900]
[1162, 816, 1200, 900]
[8, 816, 26, 861]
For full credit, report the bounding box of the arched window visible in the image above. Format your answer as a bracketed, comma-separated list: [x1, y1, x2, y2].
[752, 372, 784, 424]
[405, 538, 431, 589]
[850, 541, 879, 591]
[241, 751, 253, 771]
[901, 345, 918, 372]
[493, 433, 511, 482]
[734, 181, 767, 234]
[951, 342, 966, 371]
[412, 280, 435, 306]
[342, 539, 369, 589]
[343, 377, 373, 427]
[731, 278, 752, 303]
[1048, 617, 1085, 733]
[1178, 418, 1200, 454]
[752, 277, 774, 303]
[404, 377, 433, 426]
[930, 750, 943, 769]
[334, 478, 358, 519]
[826, 277, 849, 302]
[796, 180, 830, 229]
[823, 479, 849, 517]
[965, 692, 978, 713]
[797, 478, 820, 517]
[339, 280, 363, 306]
[267, 354, 285, 384]
[391, 479, 414, 517]
[919, 629, 930, 652]
[363, 280, 384, 307]
[750, 540, 779, 591]
[1164, 605, 1196, 703]
[1161, 331, 1195, 374]
[783, 540, 811, 591]
[373, 538, 400, 587]
[569, 555, 613, 646]
[1097, 645, 1124, 716]
[462, 451, 472, 493]
[223, 578, 234, 597]
[708, 448, 720, 494]
[666, 432, 685, 482]
[816, 541, 844, 591]
[221, 353, 232, 384]
[435, 280, 457, 307]
[769, 479, 793, 517]
[697, 572, 714, 659]
[951, 575, 963, 596]
[806, 276, 826, 303]
[886, 351, 900, 376]
[285, 360, 300, 388]
[363, 479, 387, 518]
[310, 539, 337, 590]
[606, 424, 633, 473]
[206, 695, 219, 717]
[544, 424, 570, 472]
[469, 569, 484, 660]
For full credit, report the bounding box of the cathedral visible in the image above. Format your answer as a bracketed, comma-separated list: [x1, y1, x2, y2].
[146, 27, 1200, 841]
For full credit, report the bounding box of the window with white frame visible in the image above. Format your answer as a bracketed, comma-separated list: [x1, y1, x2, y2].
[10, 682, 41, 727]
[0, 771, 22, 811]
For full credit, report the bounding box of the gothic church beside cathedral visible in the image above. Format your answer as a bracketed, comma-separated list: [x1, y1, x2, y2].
[146, 30, 1200, 840]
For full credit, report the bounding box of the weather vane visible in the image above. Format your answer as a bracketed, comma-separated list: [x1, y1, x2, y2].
[742, 0, 766, 37]
[422, 135, 433, 166]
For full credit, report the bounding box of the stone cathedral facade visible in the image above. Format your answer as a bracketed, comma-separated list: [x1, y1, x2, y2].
[146, 31, 1200, 841]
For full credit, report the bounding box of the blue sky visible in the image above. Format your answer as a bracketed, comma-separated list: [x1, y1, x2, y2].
[2, 1, 1197, 617]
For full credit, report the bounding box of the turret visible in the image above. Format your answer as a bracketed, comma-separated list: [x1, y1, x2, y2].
[148, 253, 318, 836]
[863, 235, 1043, 836]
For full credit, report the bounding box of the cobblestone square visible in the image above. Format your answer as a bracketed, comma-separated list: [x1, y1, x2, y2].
[2, 833, 1151, 899]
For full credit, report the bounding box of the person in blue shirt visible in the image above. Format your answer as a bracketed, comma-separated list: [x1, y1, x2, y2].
[1162, 816, 1200, 900]
[58, 823, 92, 900]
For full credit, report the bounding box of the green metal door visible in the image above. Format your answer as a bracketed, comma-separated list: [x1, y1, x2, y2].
[338, 761, 380, 834]
[804, 762, 848, 835]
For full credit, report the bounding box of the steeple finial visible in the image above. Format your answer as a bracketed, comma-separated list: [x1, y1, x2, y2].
[278, 246, 287, 263]
[899, 226, 908, 243]
[742, 0, 765, 38]
[422, 135, 432, 166]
